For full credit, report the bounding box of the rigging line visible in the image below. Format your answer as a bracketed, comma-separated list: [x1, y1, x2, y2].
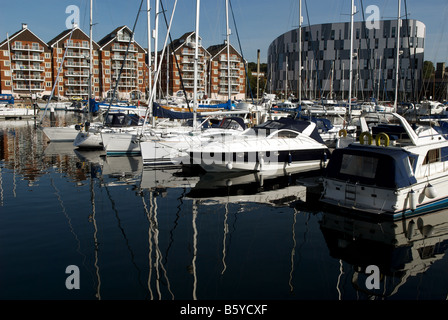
[99, 175, 147, 294]
[229, 0, 253, 102]
[159, 0, 191, 111]
[39, 27, 75, 125]
[140, 0, 178, 137]
[103, 0, 145, 124]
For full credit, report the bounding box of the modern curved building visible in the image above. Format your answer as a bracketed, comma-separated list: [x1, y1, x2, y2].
[267, 19, 425, 102]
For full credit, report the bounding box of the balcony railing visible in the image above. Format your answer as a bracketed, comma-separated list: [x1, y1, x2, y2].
[13, 75, 44, 81]
[65, 61, 89, 68]
[65, 71, 89, 77]
[12, 64, 44, 71]
[12, 54, 44, 62]
[12, 44, 44, 52]
[14, 84, 43, 91]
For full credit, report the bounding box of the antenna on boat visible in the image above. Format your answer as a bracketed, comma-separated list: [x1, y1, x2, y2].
[394, 0, 402, 113]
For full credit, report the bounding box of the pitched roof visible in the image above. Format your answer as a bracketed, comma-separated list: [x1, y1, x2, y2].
[0, 25, 49, 50]
[47, 26, 100, 49]
[207, 42, 244, 61]
[97, 25, 146, 53]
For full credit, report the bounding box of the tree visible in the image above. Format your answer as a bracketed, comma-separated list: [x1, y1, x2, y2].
[423, 61, 435, 79]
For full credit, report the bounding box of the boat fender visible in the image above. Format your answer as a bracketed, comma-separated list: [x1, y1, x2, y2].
[288, 152, 292, 165]
[338, 129, 347, 138]
[359, 131, 372, 145]
[259, 157, 264, 169]
[409, 189, 417, 210]
[226, 162, 233, 170]
[375, 132, 390, 147]
[75, 124, 81, 131]
[424, 183, 437, 199]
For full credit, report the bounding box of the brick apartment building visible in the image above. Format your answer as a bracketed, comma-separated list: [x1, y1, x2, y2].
[97, 26, 148, 101]
[0, 23, 52, 99]
[0, 25, 246, 103]
[158, 31, 246, 102]
[47, 25, 101, 100]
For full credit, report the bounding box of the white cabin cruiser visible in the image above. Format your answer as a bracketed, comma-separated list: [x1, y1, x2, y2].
[320, 112, 448, 220]
[140, 117, 247, 166]
[189, 117, 330, 173]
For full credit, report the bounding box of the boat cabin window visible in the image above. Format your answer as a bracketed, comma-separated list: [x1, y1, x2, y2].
[275, 130, 299, 138]
[339, 154, 378, 178]
[423, 148, 440, 164]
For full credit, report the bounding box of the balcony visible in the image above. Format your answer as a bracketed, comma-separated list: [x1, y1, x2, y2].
[117, 35, 132, 42]
[65, 71, 89, 77]
[12, 64, 44, 72]
[65, 81, 89, 86]
[65, 61, 89, 68]
[112, 54, 137, 61]
[13, 75, 44, 81]
[14, 84, 43, 91]
[12, 44, 44, 52]
[65, 42, 90, 49]
[112, 45, 137, 52]
[111, 63, 136, 70]
[12, 54, 44, 62]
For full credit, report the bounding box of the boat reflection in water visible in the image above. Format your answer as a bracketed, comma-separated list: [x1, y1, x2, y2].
[185, 169, 320, 207]
[319, 209, 448, 299]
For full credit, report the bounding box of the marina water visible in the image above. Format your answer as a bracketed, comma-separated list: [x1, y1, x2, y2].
[1, 112, 448, 301]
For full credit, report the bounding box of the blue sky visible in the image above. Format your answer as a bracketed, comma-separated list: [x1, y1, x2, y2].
[0, 0, 447, 64]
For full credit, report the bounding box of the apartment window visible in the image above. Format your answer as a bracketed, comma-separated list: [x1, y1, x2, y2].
[3, 50, 9, 57]
[45, 53, 50, 59]
[4, 61, 10, 67]
[392, 27, 396, 38]
[105, 51, 110, 56]
[4, 71, 10, 76]
[331, 30, 335, 40]
[105, 69, 110, 74]
[46, 82, 51, 87]
[356, 29, 360, 39]
[46, 63, 50, 68]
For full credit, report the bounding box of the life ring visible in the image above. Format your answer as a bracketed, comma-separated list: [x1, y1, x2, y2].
[359, 131, 372, 145]
[338, 129, 347, 137]
[375, 132, 390, 147]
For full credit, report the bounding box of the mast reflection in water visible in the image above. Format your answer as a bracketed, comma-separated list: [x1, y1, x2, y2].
[0, 114, 448, 300]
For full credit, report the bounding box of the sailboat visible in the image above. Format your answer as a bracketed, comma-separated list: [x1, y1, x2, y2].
[41, 1, 100, 142]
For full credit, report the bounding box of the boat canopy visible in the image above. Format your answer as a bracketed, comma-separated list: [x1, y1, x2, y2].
[252, 118, 325, 144]
[325, 145, 417, 189]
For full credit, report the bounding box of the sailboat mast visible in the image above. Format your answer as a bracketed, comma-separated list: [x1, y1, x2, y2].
[348, 0, 355, 115]
[298, 0, 302, 105]
[154, 0, 160, 102]
[394, 0, 402, 112]
[147, 0, 153, 125]
[89, 0, 93, 113]
[225, 0, 231, 103]
[193, 0, 200, 130]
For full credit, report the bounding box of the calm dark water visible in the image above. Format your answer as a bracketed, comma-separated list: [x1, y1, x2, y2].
[1, 113, 448, 303]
